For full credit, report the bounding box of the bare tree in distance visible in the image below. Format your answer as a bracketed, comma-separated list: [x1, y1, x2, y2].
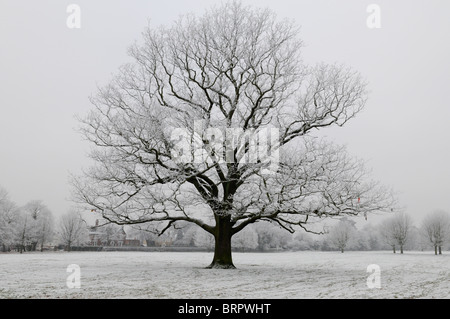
[16, 208, 32, 253]
[380, 217, 398, 253]
[422, 210, 450, 255]
[15, 201, 45, 253]
[380, 212, 412, 254]
[34, 204, 55, 252]
[72, 1, 397, 268]
[0, 187, 18, 252]
[58, 210, 89, 251]
[392, 212, 412, 254]
[328, 219, 355, 253]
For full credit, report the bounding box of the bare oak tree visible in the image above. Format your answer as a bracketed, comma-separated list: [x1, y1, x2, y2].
[72, 1, 396, 268]
[58, 210, 89, 251]
[328, 219, 354, 253]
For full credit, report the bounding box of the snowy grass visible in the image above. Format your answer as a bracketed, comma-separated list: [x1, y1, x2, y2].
[0, 251, 448, 299]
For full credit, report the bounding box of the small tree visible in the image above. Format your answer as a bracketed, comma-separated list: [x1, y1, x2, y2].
[15, 209, 34, 253]
[422, 210, 450, 255]
[328, 219, 354, 253]
[391, 212, 412, 254]
[380, 218, 398, 253]
[0, 188, 18, 252]
[36, 206, 55, 252]
[20, 200, 54, 251]
[58, 211, 89, 251]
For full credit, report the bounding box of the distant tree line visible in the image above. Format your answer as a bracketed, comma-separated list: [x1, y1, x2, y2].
[127, 211, 450, 255]
[318, 211, 450, 254]
[1, 185, 449, 254]
[0, 187, 55, 253]
[0, 187, 138, 252]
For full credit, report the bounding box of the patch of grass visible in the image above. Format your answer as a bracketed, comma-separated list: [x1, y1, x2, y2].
[0, 288, 16, 299]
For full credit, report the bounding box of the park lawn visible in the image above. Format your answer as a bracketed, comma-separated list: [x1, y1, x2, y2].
[0, 250, 448, 299]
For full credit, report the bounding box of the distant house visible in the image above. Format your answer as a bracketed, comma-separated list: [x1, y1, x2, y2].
[87, 219, 140, 247]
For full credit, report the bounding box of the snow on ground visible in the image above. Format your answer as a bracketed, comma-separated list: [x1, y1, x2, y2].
[0, 251, 448, 299]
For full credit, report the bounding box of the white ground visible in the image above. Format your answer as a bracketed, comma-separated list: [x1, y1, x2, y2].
[0, 251, 448, 299]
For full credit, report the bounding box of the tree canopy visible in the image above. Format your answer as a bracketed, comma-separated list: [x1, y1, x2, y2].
[73, 1, 396, 268]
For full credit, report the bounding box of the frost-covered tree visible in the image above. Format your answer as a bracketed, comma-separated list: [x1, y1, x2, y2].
[380, 212, 412, 254]
[380, 218, 398, 253]
[15, 209, 33, 253]
[1, 193, 55, 253]
[421, 210, 450, 255]
[391, 212, 412, 254]
[58, 210, 89, 251]
[20, 201, 55, 251]
[0, 187, 19, 252]
[72, 1, 396, 268]
[36, 206, 55, 251]
[328, 219, 355, 253]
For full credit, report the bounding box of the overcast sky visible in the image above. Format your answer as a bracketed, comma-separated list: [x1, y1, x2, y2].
[0, 0, 449, 226]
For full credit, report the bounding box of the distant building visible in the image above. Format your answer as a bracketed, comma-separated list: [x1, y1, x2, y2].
[87, 219, 141, 247]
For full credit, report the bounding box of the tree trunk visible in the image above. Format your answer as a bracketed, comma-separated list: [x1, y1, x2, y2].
[438, 246, 442, 255]
[207, 215, 235, 269]
[435, 245, 437, 255]
[392, 246, 396, 254]
[40, 233, 46, 252]
[39, 224, 46, 252]
[341, 248, 344, 253]
[20, 227, 26, 254]
[400, 245, 403, 254]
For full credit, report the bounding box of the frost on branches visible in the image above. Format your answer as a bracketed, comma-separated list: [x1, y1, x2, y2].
[72, 1, 396, 268]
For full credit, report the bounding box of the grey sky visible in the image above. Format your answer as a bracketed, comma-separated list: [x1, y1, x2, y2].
[0, 0, 449, 227]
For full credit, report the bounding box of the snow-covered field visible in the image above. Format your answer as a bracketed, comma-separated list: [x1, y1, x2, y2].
[0, 251, 448, 299]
